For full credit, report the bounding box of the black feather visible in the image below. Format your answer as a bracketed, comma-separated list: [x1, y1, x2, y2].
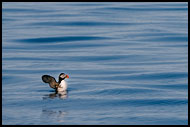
[42, 75, 58, 89]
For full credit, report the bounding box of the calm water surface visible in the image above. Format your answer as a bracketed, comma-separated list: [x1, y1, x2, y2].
[2, 2, 188, 125]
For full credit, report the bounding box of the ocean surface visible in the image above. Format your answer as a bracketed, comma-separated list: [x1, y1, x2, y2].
[2, 2, 188, 125]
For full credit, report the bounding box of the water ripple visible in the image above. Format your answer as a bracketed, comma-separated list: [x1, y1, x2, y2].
[105, 72, 188, 80]
[15, 36, 109, 43]
[2, 8, 53, 13]
[102, 7, 188, 11]
[30, 21, 140, 27]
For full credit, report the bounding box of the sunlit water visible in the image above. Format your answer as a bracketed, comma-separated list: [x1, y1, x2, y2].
[2, 2, 188, 125]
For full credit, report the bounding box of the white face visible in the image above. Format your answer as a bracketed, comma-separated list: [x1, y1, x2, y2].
[60, 74, 65, 78]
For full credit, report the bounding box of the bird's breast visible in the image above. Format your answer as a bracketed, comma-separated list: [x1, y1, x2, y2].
[57, 80, 67, 92]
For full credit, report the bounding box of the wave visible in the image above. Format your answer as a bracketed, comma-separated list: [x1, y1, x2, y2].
[16, 36, 109, 43]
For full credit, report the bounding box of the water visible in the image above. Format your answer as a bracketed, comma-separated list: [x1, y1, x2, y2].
[2, 2, 188, 125]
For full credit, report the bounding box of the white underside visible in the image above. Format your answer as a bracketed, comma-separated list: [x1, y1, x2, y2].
[57, 80, 67, 92]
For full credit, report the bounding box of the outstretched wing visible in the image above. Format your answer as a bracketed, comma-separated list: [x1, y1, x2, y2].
[42, 75, 59, 89]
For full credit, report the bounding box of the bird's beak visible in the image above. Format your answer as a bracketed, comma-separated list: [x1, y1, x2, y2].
[65, 74, 69, 79]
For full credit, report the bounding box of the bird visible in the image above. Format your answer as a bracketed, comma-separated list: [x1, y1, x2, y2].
[42, 73, 69, 92]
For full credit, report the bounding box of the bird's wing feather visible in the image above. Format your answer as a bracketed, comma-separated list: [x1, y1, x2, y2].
[42, 75, 59, 89]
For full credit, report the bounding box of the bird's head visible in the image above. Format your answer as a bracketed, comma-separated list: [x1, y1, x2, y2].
[59, 73, 69, 80]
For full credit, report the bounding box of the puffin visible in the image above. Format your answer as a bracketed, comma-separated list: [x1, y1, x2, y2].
[42, 73, 69, 92]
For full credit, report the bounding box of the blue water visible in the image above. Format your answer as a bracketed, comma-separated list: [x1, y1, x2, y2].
[2, 2, 188, 125]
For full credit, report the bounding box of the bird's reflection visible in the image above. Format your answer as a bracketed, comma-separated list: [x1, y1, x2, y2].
[43, 91, 68, 100]
[41, 109, 67, 123]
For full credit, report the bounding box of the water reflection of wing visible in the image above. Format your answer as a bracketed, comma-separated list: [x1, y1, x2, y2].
[43, 92, 57, 100]
[43, 91, 68, 100]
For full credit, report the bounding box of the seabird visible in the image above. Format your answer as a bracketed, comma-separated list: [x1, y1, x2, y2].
[42, 73, 69, 92]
